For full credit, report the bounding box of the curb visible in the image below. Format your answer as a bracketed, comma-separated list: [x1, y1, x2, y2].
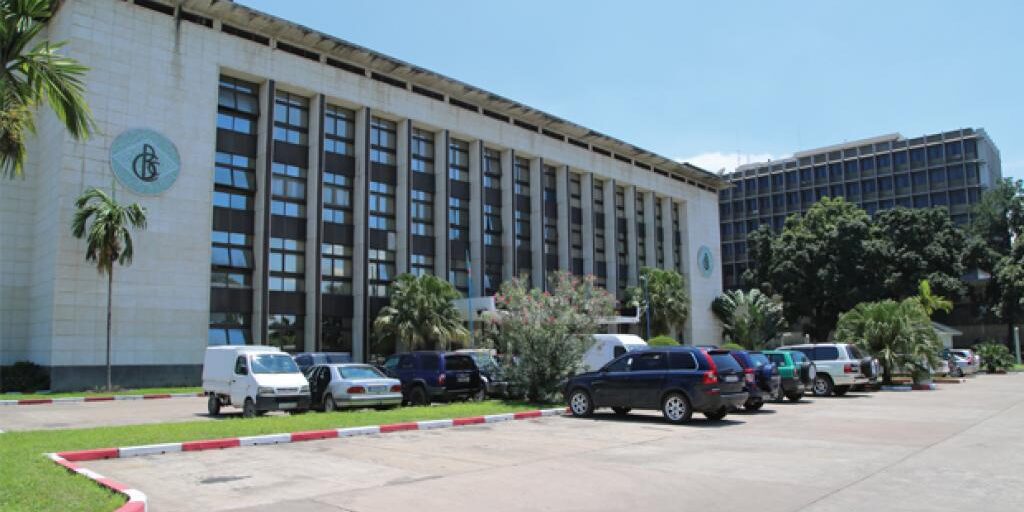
[47, 453, 147, 512]
[53, 408, 567, 463]
[879, 385, 913, 392]
[911, 383, 938, 391]
[0, 392, 203, 406]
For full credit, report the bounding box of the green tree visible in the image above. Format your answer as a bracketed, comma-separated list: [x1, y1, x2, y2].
[625, 267, 690, 340]
[834, 299, 942, 385]
[711, 289, 785, 349]
[916, 279, 953, 317]
[646, 335, 680, 346]
[70, 188, 146, 390]
[372, 274, 468, 353]
[496, 272, 615, 402]
[870, 208, 966, 301]
[1, 0, 95, 178]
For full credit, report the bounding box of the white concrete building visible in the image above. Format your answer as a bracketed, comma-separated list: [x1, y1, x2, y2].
[0, 0, 725, 390]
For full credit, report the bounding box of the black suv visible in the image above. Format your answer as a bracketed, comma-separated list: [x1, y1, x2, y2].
[381, 351, 484, 405]
[564, 347, 749, 424]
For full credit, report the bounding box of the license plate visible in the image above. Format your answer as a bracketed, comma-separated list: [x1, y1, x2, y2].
[457, 374, 470, 383]
[278, 402, 296, 409]
[724, 375, 739, 383]
[369, 385, 387, 393]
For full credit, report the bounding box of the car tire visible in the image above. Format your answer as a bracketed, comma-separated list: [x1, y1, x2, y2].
[744, 399, 764, 411]
[660, 393, 692, 424]
[472, 385, 487, 402]
[568, 389, 595, 418]
[785, 392, 803, 402]
[323, 393, 336, 412]
[612, 406, 631, 416]
[953, 367, 964, 378]
[812, 375, 834, 397]
[242, 398, 256, 418]
[703, 407, 728, 421]
[834, 385, 850, 397]
[408, 386, 429, 406]
[207, 394, 221, 417]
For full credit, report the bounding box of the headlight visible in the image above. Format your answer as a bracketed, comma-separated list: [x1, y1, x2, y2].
[258, 386, 275, 396]
[300, 385, 310, 393]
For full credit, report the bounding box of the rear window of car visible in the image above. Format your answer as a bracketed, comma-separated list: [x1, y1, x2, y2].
[419, 354, 440, 371]
[749, 354, 770, 367]
[444, 355, 475, 371]
[846, 345, 865, 359]
[767, 353, 787, 366]
[812, 346, 839, 361]
[669, 352, 698, 370]
[790, 351, 809, 364]
[339, 365, 385, 379]
[711, 353, 743, 371]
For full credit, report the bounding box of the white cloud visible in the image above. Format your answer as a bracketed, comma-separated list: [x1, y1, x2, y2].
[675, 151, 787, 174]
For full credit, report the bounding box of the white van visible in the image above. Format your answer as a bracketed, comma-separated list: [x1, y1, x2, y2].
[581, 334, 649, 372]
[203, 345, 311, 417]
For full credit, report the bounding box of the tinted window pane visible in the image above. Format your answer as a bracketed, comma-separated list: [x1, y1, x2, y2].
[419, 354, 440, 371]
[632, 352, 667, 371]
[669, 352, 697, 370]
[711, 353, 743, 371]
[605, 356, 630, 372]
[813, 346, 840, 360]
[444, 355, 475, 371]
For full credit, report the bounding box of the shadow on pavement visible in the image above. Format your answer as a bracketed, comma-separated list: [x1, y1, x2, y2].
[575, 411, 746, 428]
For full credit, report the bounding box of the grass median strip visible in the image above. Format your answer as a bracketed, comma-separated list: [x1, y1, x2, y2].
[0, 387, 202, 402]
[0, 400, 545, 512]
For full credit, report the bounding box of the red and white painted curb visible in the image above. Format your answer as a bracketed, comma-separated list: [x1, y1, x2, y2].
[0, 392, 203, 406]
[47, 452, 147, 512]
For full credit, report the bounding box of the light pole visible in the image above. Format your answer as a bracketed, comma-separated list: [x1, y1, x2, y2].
[640, 274, 652, 341]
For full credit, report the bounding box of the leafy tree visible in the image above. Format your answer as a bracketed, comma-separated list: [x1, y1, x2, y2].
[1, 0, 95, 178]
[711, 289, 784, 349]
[646, 335, 679, 346]
[834, 299, 941, 385]
[964, 179, 1024, 340]
[870, 208, 966, 301]
[972, 341, 1016, 373]
[70, 188, 146, 390]
[495, 272, 615, 402]
[916, 279, 953, 318]
[625, 267, 690, 340]
[744, 224, 776, 293]
[373, 274, 468, 353]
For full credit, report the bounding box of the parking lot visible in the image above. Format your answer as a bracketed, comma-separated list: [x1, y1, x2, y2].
[0, 397, 216, 432]
[83, 374, 1024, 512]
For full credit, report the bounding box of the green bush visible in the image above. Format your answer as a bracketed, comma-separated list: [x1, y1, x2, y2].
[721, 342, 745, 351]
[1, 361, 50, 393]
[973, 341, 1016, 373]
[647, 335, 679, 346]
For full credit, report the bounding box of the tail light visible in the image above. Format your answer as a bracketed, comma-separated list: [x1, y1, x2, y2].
[744, 368, 755, 383]
[390, 384, 402, 393]
[844, 364, 854, 373]
[438, 373, 446, 386]
[347, 386, 366, 394]
[702, 371, 718, 386]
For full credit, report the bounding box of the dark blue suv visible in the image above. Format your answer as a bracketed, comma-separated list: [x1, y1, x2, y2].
[564, 347, 749, 424]
[729, 350, 780, 411]
[381, 351, 483, 405]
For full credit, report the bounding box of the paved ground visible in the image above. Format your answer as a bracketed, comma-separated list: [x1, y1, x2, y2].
[0, 397, 230, 431]
[85, 374, 1024, 512]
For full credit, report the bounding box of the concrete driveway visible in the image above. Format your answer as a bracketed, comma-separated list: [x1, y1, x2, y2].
[85, 374, 1024, 511]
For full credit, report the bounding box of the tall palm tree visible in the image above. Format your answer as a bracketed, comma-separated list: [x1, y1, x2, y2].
[625, 267, 690, 339]
[712, 289, 785, 349]
[1, 0, 95, 179]
[834, 298, 941, 384]
[71, 188, 146, 390]
[916, 279, 952, 317]
[373, 274, 468, 352]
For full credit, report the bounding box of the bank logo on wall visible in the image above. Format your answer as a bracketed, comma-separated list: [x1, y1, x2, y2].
[697, 245, 714, 278]
[110, 128, 180, 195]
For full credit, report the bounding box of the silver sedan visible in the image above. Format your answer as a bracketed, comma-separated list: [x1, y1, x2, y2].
[306, 363, 403, 412]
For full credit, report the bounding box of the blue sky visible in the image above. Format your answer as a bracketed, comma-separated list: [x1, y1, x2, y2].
[239, 0, 1022, 179]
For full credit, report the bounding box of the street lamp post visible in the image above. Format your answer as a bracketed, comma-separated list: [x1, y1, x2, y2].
[640, 275, 652, 341]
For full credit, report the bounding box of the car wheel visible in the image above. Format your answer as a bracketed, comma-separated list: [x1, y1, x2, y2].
[408, 386, 429, 406]
[207, 394, 221, 417]
[472, 385, 487, 402]
[612, 406, 632, 416]
[953, 367, 964, 378]
[703, 407, 728, 421]
[568, 389, 594, 418]
[813, 375, 834, 397]
[242, 398, 256, 418]
[661, 393, 692, 424]
[785, 392, 803, 402]
[323, 393, 337, 412]
[834, 385, 850, 397]
[744, 399, 764, 411]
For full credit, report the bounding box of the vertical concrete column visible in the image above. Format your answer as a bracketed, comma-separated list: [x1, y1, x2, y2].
[624, 184, 638, 287]
[433, 130, 449, 276]
[351, 107, 369, 362]
[303, 94, 323, 353]
[556, 165, 570, 270]
[603, 179, 618, 297]
[661, 195, 675, 271]
[644, 191, 657, 268]
[500, 149, 515, 281]
[679, 194, 723, 346]
[252, 79, 275, 345]
[581, 172, 594, 275]
[469, 141, 483, 297]
[395, 119, 410, 275]
[529, 158, 544, 289]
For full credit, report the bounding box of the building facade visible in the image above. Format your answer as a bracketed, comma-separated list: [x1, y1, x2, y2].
[0, 0, 725, 390]
[719, 129, 1001, 289]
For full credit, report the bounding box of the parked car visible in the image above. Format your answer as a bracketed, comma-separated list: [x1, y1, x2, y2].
[293, 352, 352, 373]
[581, 334, 648, 372]
[305, 363, 402, 412]
[762, 349, 815, 402]
[381, 351, 484, 405]
[942, 349, 980, 377]
[564, 347, 749, 424]
[456, 349, 512, 397]
[202, 345, 310, 418]
[779, 343, 874, 397]
[730, 350, 781, 411]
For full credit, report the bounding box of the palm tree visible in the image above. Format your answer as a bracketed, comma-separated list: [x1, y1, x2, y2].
[373, 274, 468, 352]
[834, 298, 941, 384]
[71, 188, 147, 390]
[712, 289, 785, 349]
[1, 0, 95, 179]
[625, 267, 690, 339]
[916, 279, 952, 317]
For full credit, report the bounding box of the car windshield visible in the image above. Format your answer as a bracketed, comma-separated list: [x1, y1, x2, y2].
[749, 354, 770, 367]
[468, 353, 498, 371]
[338, 365, 385, 379]
[250, 354, 300, 374]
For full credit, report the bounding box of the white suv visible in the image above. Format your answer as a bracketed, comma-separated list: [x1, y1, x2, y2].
[779, 344, 878, 396]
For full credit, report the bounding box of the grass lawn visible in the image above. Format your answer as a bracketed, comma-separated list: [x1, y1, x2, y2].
[0, 400, 547, 512]
[1, 387, 202, 401]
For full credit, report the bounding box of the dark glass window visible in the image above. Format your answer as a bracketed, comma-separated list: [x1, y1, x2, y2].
[370, 117, 397, 165]
[860, 157, 875, 172]
[910, 147, 926, 169]
[321, 243, 352, 295]
[448, 139, 469, 181]
[273, 91, 309, 144]
[411, 128, 435, 174]
[324, 106, 354, 155]
[368, 248, 395, 297]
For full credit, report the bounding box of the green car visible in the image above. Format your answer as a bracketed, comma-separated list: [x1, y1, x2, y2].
[762, 350, 816, 402]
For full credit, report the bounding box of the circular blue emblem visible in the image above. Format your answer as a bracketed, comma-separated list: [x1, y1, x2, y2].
[697, 246, 714, 278]
[109, 128, 180, 195]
